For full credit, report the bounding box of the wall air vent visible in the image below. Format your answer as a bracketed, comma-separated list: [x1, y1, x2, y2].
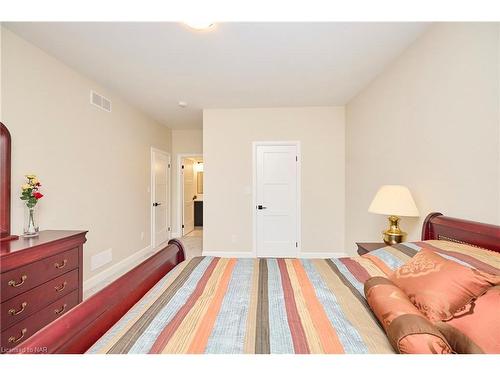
[90, 90, 112, 112]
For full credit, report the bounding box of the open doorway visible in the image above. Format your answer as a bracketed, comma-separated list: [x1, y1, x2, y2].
[179, 155, 203, 238]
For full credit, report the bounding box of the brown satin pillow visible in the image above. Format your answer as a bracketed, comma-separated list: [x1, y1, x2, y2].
[389, 249, 500, 322]
[435, 285, 500, 354]
[364, 276, 452, 354]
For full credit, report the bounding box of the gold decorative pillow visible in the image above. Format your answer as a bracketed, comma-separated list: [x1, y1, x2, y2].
[364, 276, 453, 354]
[389, 249, 500, 321]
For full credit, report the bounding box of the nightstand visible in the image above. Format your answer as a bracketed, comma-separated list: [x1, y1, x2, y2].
[356, 242, 386, 256]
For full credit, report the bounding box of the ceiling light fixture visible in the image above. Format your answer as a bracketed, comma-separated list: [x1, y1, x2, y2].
[183, 21, 216, 31]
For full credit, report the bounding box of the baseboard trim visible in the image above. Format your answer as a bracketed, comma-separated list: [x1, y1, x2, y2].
[84, 244, 153, 294]
[202, 251, 348, 259]
[297, 251, 348, 259]
[202, 251, 255, 258]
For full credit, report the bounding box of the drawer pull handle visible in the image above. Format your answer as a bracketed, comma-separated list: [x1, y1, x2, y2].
[8, 328, 27, 344]
[54, 304, 67, 315]
[54, 259, 67, 269]
[8, 302, 28, 316]
[54, 281, 67, 292]
[8, 275, 27, 288]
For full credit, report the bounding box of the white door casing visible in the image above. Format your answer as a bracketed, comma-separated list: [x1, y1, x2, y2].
[254, 142, 300, 257]
[151, 148, 171, 248]
[182, 158, 196, 235]
[175, 153, 202, 237]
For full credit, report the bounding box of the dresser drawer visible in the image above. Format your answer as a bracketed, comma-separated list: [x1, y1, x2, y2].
[1, 289, 79, 351]
[1, 269, 79, 330]
[1, 248, 78, 302]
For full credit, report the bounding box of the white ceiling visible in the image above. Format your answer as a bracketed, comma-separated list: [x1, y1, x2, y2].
[5, 22, 429, 129]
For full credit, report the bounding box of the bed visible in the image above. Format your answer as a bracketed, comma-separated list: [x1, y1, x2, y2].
[11, 212, 500, 354]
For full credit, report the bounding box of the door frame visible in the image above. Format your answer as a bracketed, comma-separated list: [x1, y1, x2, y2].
[252, 141, 301, 257]
[176, 153, 203, 236]
[150, 147, 171, 250]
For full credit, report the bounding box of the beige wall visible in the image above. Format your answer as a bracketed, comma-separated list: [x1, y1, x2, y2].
[1, 28, 172, 280]
[345, 23, 500, 254]
[172, 129, 203, 154]
[3, 22, 499, 268]
[203, 107, 345, 255]
[171, 129, 203, 235]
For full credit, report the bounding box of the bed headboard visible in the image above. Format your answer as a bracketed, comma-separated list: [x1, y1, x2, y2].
[422, 212, 500, 253]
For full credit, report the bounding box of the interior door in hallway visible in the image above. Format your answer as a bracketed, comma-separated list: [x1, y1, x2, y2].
[152, 149, 170, 247]
[254, 142, 300, 257]
[182, 158, 195, 235]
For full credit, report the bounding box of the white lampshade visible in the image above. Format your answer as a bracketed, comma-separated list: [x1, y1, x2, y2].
[368, 185, 419, 217]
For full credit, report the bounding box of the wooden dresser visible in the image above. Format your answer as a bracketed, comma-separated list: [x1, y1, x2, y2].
[0, 230, 87, 352]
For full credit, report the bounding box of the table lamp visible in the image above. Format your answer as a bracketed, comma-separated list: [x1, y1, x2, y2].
[368, 185, 419, 245]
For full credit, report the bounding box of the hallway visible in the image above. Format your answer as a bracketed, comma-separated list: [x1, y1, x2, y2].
[179, 226, 203, 258]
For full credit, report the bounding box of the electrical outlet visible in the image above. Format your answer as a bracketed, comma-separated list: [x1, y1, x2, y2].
[91, 248, 113, 271]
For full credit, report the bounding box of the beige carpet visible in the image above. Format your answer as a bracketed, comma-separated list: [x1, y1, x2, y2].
[178, 229, 203, 258]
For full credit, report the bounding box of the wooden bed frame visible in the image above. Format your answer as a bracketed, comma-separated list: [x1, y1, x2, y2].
[11, 239, 185, 354]
[12, 212, 500, 354]
[422, 212, 500, 253]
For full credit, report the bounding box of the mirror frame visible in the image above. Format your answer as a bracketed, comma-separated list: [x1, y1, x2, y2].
[197, 171, 203, 194]
[0, 122, 17, 241]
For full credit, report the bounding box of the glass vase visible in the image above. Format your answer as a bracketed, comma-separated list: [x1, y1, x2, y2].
[23, 205, 39, 237]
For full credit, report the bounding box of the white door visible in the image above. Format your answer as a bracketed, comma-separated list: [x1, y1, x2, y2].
[255, 143, 299, 257]
[152, 149, 170, 247]
[182, 158, 195, 235]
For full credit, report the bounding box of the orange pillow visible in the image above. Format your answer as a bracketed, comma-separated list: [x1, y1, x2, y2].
[435, 285, 500, 354]
[389, 249, 500, 322]
[364, 276, 453, 354]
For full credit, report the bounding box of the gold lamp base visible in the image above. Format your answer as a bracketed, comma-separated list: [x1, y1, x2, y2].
[382, 215, 406, 245]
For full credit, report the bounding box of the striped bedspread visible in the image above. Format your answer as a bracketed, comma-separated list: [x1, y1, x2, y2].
[87, 240, 499, 354]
